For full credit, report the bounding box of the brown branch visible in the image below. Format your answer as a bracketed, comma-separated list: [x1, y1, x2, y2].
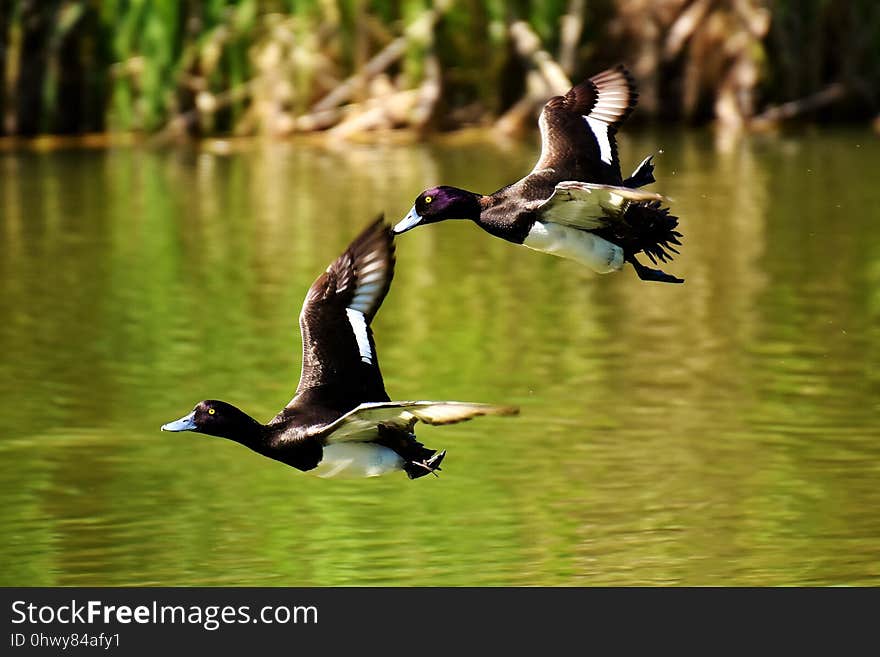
[411, 52, 442, 130]
[558, 0, 585, 76]
[310, 3, 449, 114]
[750, 83, 847, 124]
[152, 80, 256, 143]
[311, 38, 409, 113]
[508, 20, 571, 94]
[664, 0, 713, 59]
[496, 21, 571, 135]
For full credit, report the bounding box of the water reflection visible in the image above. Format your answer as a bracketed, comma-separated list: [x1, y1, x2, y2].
[1, 129, 878, 585]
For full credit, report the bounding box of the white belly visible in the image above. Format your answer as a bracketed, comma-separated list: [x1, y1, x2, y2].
[311, 443, 404, 479]
[523, 222, 624, 273]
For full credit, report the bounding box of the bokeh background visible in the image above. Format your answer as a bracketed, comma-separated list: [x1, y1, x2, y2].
[2, 0, 879, 137]
[1, 1, 879, 586]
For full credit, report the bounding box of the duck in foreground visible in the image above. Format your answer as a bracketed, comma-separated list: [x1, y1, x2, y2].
[162, 218, 517, 479]
[394, 65, 683, 284]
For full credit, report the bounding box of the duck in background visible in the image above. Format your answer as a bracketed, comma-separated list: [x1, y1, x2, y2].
[394, 65, 684, 284]
[162, 218, 517, 479]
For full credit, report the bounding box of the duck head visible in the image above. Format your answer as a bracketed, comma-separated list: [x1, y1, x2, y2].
[394, 186, 481, 234]
[162, 400, 262, 443]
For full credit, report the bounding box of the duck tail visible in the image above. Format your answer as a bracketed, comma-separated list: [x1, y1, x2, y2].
[623, 201, 682, 266]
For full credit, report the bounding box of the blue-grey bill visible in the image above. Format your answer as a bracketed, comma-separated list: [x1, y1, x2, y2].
[392, 207, 421, 234]
[161, 411, 197, 432]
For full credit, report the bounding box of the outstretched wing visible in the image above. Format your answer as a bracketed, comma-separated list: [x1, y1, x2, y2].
[537, 181, 666, 230]
[531, 65, 638, 185]
[289, 217, 395, 409]
[314, 401, 519, 444]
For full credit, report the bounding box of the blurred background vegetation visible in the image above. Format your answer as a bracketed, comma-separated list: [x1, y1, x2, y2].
[1, 0, 878, 139]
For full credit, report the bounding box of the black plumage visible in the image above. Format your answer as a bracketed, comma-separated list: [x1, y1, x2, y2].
[162, 218, 517, 479]
[395, 65, 684, 284]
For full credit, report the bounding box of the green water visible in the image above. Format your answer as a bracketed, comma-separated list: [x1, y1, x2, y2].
[1, 129, 878, 586]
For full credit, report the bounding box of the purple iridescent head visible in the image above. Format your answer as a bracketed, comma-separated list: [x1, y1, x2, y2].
[393, 186, 480, 234]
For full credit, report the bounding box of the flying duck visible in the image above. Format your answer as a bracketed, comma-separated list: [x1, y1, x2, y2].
[394, 65, 683, 283]
[162, 218, 517, 479]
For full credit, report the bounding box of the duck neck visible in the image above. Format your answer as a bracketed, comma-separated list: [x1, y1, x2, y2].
[475, 194, 530, 243]
[212, 409, 268, 449]
[463, 190, 485, 222]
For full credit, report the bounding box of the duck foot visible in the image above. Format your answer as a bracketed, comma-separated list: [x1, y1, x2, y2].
[623, 154, 656, 188]
[626, 255, 684, 284]
[405, 450, 446, 479]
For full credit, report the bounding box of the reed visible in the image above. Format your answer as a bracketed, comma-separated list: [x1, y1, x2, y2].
[0, 0, 877, 138]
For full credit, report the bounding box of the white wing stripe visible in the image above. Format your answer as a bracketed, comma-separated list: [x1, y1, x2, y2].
[345, 308, 372, 364]
[585, 116, 612, 164]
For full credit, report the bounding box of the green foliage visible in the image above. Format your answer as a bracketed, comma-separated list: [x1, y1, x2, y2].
[0, 0, 877, 136]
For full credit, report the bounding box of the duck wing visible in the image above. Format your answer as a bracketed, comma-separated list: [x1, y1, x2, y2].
[286, 217, 395, 411]
[314, 401, 519, 444]
[530, 65, 638, 186]
[537, 181, 666, 230]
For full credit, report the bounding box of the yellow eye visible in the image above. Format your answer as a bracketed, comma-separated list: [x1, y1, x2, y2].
[424, 196, 432, 204]
[208, 408, 216, 415]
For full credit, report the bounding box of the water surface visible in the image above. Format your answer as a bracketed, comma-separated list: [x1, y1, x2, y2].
[1, 129, 878, 585]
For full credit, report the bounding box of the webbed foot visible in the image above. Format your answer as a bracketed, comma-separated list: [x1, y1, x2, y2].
[405, 450, 446, 479]
[626, 254, 684, 284]
[623, 154, 656, 188]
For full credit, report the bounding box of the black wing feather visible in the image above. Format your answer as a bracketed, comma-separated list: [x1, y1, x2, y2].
[286, 217, 395, 414]
[530, 65, 638, 186]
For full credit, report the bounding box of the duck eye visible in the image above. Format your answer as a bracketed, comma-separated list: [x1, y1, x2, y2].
[208, 408, 216, 415]
[424, 196, 432, 204]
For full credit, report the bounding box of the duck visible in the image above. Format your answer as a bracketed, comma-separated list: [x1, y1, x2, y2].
[393, 65, 684, 284]
[162, 217, 517, 479]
